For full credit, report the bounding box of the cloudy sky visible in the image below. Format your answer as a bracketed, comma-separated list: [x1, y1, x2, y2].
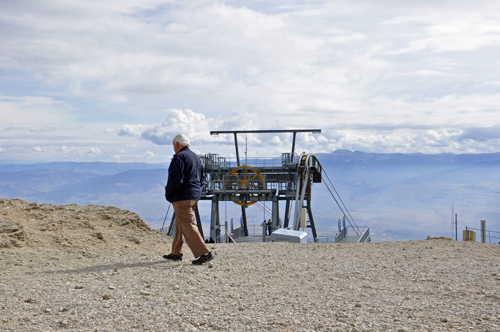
[2, 0, 500, 162]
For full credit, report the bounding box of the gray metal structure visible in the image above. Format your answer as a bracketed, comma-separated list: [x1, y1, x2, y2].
[201, 129, 322, 243]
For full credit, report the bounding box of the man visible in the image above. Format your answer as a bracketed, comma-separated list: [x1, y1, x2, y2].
[163, 134, 213, 265]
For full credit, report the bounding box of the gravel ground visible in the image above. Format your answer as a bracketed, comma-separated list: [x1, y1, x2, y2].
[1, 199, 500, 331]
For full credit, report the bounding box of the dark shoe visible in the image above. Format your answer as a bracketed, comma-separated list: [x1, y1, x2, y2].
[163, 253, 182, 261]
[192, 252, 213, 265]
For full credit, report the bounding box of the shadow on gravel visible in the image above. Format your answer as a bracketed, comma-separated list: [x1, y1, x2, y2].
[33, 260, 183, 275]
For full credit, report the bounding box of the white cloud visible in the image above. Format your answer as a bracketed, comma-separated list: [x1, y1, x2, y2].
[117, 109, 500, 156]
[1, 0, 500, 161]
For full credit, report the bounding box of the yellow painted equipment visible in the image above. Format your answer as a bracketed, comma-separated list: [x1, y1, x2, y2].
[463, 230, 475, 241]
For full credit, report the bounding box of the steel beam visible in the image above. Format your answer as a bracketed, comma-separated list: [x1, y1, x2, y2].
[210, 196, 220, 243]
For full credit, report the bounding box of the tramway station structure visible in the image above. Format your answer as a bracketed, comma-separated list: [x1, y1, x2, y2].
[166, 129, 370, 244]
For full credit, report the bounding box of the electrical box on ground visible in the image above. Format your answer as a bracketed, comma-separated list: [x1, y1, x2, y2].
[268, 229, 308, 244]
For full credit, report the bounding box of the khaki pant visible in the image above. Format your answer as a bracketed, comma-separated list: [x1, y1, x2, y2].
[171, 200, 208, 259]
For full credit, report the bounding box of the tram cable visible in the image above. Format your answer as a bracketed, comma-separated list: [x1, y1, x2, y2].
[320, 167, 361, 236]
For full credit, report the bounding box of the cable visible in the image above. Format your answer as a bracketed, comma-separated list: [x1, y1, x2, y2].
[323, 170, 357, 228]
[321, 169, 361, 236]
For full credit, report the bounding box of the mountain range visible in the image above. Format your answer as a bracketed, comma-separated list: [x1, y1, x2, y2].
[1, 151, 499, 242]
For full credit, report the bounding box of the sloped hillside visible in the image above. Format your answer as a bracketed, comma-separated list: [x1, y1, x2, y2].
[0, 198, 170, 256]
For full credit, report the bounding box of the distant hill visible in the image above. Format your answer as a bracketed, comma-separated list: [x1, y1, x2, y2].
[1, 151, 499, 242]
[314, 151, 500, 241]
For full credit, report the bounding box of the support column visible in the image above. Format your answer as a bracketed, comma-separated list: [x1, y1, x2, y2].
[210, 196, 220, 243]
[272, 195, 280, 232]
[307, 198, 318, 242]
[194, 205, 204, 239]
[241, 200, 248, 236]
[284, 199, 290, 228]
[481, 220, 486, 243]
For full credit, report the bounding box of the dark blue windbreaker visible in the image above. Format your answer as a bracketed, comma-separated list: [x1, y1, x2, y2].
[165, 147, 204, 203]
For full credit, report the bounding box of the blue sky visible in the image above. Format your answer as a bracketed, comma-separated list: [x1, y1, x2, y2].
[1, 0, 500, 162]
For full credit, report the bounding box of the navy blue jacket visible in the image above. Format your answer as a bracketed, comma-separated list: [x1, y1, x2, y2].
[165, 147, 204, 203]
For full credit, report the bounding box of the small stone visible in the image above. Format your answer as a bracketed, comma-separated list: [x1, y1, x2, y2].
[440, 317, 449, 322]
[43, 308, 52, 313]
[75, 285, 84, 289]
[355, 303, 362, 307]
[140, 290, 151, 296]
[208, 262, 214, 268]
[174, 285, 180, 290]
[102, 294, 112, 300]
[108, 286, 115, 290]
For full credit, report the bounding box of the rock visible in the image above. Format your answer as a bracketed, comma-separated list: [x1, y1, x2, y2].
[102, 294, 112, 300]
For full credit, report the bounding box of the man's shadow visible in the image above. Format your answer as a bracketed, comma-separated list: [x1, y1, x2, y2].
[35, 260, 186, 275]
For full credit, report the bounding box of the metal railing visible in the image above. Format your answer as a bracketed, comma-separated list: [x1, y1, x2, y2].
[334, 225, 370, 243]
[203, 153, 299, 169]
[231, 224, 262, 239]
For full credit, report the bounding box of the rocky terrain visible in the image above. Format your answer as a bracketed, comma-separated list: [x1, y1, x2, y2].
[1, 198, 500, 331]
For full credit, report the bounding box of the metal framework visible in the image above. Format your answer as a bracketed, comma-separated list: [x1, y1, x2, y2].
[199, 129, 323, 243]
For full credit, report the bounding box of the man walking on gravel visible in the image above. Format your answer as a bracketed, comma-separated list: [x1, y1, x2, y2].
[163, 134, 213, 265]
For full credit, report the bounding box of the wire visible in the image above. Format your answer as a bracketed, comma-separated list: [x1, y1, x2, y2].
[321, 169, 361, 236]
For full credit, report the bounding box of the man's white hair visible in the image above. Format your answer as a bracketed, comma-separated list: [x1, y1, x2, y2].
[173, 134, 191, 147]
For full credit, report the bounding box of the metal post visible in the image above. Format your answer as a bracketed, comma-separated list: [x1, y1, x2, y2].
[307, 198, 318, 242]
[284, 200, 290, 228]
[455, 214, 457, 241]
[210, 196, 220, 243]
[225, 221, 228, 243]
[194, 205, 204, 239]
[291, 131, 297, 158]
[262, 221, 267, 242]
[272, 195, 279, 232]
[481, 220, 486, 243]
[234, 133, 240, 166]
[241, 201, 248, 236]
